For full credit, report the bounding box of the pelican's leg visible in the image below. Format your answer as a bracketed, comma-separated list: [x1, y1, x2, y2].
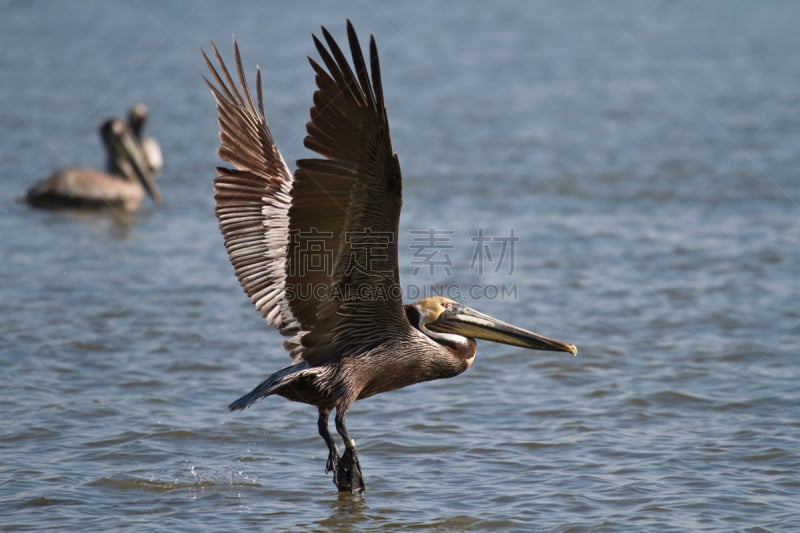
[318, 407, 340, 474]
[333, 409, 365, 494]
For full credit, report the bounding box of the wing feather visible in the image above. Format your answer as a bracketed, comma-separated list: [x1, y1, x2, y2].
[204, 40, 304, 354]
[287, 20, 406, 363]
[205, 21, 408, 366]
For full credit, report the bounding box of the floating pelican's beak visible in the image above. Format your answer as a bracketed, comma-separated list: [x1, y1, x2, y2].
[428, 304, 577, 355]
[108, 119, 161, 203]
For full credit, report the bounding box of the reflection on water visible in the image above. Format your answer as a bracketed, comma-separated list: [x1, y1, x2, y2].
[320, 495, 368, 529]
[25, 205, 155, 239]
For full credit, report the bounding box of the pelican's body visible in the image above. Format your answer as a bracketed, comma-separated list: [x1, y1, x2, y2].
[27, 118, 161, 211]
[204, 21, 576, 495]
[126, 104, 163, 176]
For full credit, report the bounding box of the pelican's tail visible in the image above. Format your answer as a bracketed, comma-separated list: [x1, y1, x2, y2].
[228, 361, 312, 411]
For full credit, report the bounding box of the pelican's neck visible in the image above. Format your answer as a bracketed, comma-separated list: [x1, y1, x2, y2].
[422, 327, 472, 354]
[404, 303, 477, 362]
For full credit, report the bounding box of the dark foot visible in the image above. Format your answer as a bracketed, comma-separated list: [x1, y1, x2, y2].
[326, 448, 340, 474]
[333, 447, 365, 495]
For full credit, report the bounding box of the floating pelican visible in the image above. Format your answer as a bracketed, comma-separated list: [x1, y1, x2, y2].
[204, 21, 577, 495]
[126, 104, 163, 176]
[26, 118, 160, 211]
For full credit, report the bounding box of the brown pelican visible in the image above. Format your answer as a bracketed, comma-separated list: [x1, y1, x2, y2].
[26, 118, 161, 211]
[204, 21, 577, 495]
[126, 104, 163, 176]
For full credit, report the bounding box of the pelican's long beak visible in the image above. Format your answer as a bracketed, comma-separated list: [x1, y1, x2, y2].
[109, 120, 161, 203]
[428, 304, 577, 355]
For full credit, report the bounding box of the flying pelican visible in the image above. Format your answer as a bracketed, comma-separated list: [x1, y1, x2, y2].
[126, 104, 163, 176]
[204, 21, 577, 495]
[26, 118, 161, 211]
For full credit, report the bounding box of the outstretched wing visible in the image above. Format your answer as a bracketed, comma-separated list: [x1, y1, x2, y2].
[204, 21, 408, 365]
[203, 40, 305, 356]
[286, 21, 407, 363]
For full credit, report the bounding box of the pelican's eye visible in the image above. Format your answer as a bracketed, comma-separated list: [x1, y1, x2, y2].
[442, 301, 454, 311]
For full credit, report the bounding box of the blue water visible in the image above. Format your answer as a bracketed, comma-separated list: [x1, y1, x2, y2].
[1, 1, 799, 530]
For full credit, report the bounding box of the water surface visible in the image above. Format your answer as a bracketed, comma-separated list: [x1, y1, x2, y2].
[1, 1, 798, 531]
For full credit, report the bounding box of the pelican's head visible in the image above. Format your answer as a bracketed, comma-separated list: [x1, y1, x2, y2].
[127, 103, 163, 175]
[127, 103, 149, 139]
[100, 118, 161, 203]
[407, 296, 577, 355]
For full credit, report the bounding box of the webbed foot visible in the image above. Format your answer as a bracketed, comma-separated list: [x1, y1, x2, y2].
[333, 447, 365, 495]
[325, 448, 340, 474]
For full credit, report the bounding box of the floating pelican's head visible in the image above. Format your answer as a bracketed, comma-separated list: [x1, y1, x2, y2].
[127, 103, 149, 138]
[127, 103, 163, 175]
[100, 118, 161, 203]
